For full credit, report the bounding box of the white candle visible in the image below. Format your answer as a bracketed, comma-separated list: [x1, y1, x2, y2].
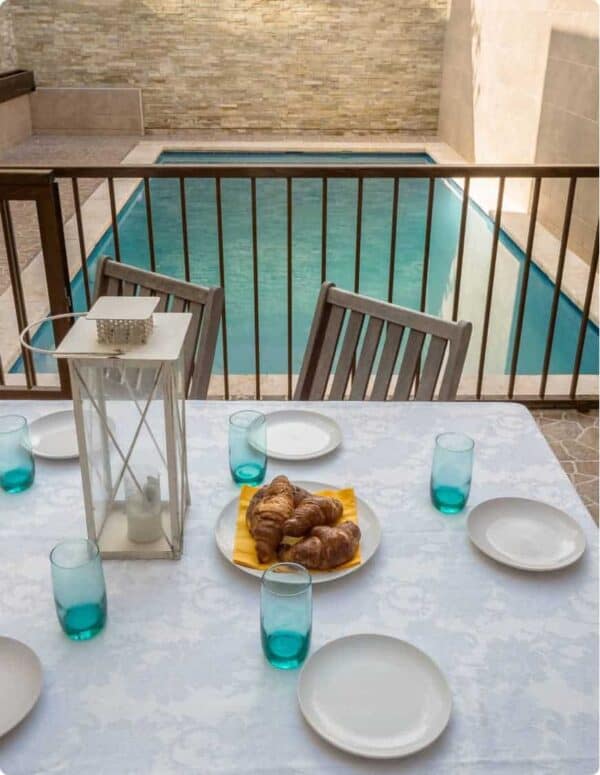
[126, 471, 163, 543]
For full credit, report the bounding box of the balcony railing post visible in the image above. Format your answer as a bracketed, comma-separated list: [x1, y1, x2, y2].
[476, 177, 505, 399]
[452, 176, 470, 322]
[539, 177, 577, 398]
[570, 224, 599, 400]
[508, 176, 542, 399]
[387, 177, 399, 303]
[215, 176, 229, 400]
[251, 177, 260, 400]
[287, 176, 293, 400]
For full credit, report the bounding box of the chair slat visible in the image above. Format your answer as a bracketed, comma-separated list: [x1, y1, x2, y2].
[349, 316, 384, 400]
[104, 276, 120, 296]
[415, 335, 447, 400]
[438, 321, 472, 400]
[171, 297, 187, 313]
[329, 310, 364, 399]
[121, 280, 137, 297]
[371, 322, 404, 400]
[155, 292, 169, 312]
[309, 304, 345, 400]
[393, 329, 426, 400]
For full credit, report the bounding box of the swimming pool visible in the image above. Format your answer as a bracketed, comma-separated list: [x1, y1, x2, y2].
[13, 151, 598, 380]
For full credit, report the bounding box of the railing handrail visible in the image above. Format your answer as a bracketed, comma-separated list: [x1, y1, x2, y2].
[1, 163, 599, 179]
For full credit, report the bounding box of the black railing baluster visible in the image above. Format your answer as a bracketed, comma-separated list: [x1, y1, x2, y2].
[415, 179, 436, 393]
[387, 177, 399, 303]
[215, 177, 229, 400]
[71, 177, 91, 307]
[0, 200, 36, 388]
[539, 177, 577, 398]
[179, 178, 191, 282]
[570, 225, 599, 399]
[508, 177, 542, 398]
[321, 177, 327, 284]
[287, 177, 293, 400]
[107, 177, 121, 262]
[420, 179, 435, 314]
[144, 178, 156, 272]
[251, 177, 261, 399]
[452, 176, 470, 321]
[477, 177, 505, 399]
[354, 177, 363, 294]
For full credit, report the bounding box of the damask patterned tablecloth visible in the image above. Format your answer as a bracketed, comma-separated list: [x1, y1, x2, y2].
[0, 401, 597, 775]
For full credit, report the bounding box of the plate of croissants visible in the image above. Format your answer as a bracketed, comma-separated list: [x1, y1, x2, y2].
[215, 475, 381, 583]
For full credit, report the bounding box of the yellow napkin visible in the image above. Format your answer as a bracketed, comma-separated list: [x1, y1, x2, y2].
[233, 486, 362, 572]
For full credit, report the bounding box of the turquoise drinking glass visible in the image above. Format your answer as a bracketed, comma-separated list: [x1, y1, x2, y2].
[229, 410, 267, 486]
[0, 415, 35, 494]
[261, 562, 312, 670]
[50, 539, 107, 641]
[430, 432, 474, 514]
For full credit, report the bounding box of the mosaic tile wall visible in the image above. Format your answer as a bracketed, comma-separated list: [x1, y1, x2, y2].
[7, 0, 447, 133]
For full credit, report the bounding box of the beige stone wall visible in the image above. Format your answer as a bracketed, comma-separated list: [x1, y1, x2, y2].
[8, 0, 447, 135]
[438, 0, 599, 262]
[0, 1, 16, 71]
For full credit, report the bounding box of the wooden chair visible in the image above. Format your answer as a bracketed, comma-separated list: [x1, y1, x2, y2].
[93, 257, 223, 399]
[295, 282, 472, 401]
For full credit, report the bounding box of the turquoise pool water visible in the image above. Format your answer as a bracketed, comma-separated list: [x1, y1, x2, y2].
[14, 151, 598, 379]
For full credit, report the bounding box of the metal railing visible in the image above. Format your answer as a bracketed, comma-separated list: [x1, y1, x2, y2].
[0, 163, 598, 406]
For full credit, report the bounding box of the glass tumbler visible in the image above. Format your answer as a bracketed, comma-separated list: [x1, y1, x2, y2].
[0, 415, 35, 494]
[50, 539, 107, 641]
[430, 432, 474, 514]
[261, 562, 312, 670]
[229, 410, 267, 486]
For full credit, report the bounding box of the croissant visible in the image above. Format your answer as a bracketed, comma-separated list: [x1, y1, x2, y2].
[279, 521, 361, 570]
[246, 475, 295, 563]
[284, 495, 343, 537]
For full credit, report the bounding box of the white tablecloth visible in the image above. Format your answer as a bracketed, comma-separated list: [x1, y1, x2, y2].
[0, 401, 597, 775]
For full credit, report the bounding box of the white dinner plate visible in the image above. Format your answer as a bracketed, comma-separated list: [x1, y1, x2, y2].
[214, 480, 381, 584]
[0, 637, 43, 737]
[467, 497, 586, 571]
[250, 410, 342, 461]
[297, 634, 451, 759]
[29, 410, 79, 460]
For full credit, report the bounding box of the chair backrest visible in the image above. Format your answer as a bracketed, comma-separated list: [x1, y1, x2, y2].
[294, 282, 472, 401]
[93, 257, 223, 399]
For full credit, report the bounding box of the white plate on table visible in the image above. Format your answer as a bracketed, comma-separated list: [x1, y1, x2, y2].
[214, 480, 381, 584]
[0, 637, 43, 737]
[29, 410, 79, 460]
[467, 497, 586, 571]
[250, 410, 342, 461]
[297, 634, 451, 759]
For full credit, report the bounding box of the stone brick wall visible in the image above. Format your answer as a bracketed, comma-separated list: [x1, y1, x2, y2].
[7, 0, 447, 134]
[0, 2, 16, 71]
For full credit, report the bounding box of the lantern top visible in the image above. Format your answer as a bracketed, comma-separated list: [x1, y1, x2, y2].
[55, 312, 192, 363]
[86, 296, 160, 321]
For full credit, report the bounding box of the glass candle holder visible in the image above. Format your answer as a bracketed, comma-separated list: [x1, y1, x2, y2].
[261, 562, 312, 670]
[229, 410, 267, 486]
[125, 465, 163, 543]
[50, 539, 107, 641]
[430, 432, 475, 514]
[0, 415, 35, 494]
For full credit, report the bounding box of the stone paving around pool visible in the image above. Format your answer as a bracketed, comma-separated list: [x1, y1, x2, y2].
[0, 134, 139, 296]
[533, 408, 599, 525]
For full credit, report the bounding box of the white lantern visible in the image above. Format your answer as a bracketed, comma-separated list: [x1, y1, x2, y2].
[55, 297, 191, 559]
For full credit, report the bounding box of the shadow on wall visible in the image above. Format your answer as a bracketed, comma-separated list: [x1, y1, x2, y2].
[535, 28, 599, 263]
[437, 0, 477, 162]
